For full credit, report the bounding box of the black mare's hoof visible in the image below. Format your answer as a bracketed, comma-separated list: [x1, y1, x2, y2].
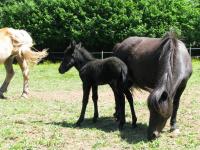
[170, 125, 177, 132]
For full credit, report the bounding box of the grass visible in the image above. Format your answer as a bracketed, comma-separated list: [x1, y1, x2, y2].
[0, 60, 199, 150]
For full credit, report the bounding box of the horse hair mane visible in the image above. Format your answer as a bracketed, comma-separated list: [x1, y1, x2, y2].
[157, 31, 178, 96]
[77, 47, 95, 61]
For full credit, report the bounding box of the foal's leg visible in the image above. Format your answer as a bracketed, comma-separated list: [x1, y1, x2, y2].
[109, 83, 120, 120]
[124, 88, 137, 128]
[117, 90, 126, 130]
[76, 83, 91, 126]
[170, 80, 187, 131]
[92, 85, 99, 123]
[16, 56, 29, 98]
[0, 57, 14, 99]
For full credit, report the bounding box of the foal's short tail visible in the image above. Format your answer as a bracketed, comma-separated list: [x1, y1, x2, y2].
[22, 49, 48, 64]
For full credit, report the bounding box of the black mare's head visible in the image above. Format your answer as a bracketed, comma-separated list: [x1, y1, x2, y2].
[58, 41, 81, 74]
[147, 88, 173, 140]
[147, 32, 177, 140]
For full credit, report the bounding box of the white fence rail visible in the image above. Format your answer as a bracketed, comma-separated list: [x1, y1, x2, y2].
[49, 48, 200, 60]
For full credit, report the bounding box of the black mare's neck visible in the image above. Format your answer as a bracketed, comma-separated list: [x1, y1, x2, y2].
[74, 48, 95, 71]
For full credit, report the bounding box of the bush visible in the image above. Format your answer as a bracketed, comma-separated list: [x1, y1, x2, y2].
[0, 0, 199, 57]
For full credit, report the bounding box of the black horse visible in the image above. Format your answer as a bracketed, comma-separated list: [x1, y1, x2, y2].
[58, 41, 137, 129]
[113, 32, 192, 140]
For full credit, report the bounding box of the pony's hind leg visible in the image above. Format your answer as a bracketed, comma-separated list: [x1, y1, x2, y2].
[76, 83, 91, 126]
[0, 57, 14, 99]
[124, 88, 137, 128]
[92, 85, 99, 123]
[16, 55, 29, 98]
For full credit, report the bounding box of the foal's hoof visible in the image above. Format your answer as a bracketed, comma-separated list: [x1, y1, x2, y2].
[75, 120, 82, 127]
[75, 122, 81, 127]
[0, 94, 7, 99]
[113, 112, 117, 118]
[93, 117, 98, 123]
[21, 93, 29, 99]
[118, 123, 124, 131]
[132, 123, 137, 129]
[113, 113, 120, 122]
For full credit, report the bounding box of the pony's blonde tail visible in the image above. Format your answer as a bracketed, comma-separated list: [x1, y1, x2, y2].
[6, 27, 48, 64]
[22, 49, 48, 64]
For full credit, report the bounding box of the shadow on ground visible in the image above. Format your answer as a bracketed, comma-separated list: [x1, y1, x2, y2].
[44, 117, 148, 144]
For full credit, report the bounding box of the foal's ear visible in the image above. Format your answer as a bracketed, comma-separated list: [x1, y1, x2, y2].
[71, 40, 76, 47]
[70, 40, 76, 51]
[76, 42, 82, 49]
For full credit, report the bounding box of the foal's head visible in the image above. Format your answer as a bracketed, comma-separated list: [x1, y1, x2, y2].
[58, 41, 81, 74]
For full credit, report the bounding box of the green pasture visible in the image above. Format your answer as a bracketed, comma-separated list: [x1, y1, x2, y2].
[0, 59, 199, 150]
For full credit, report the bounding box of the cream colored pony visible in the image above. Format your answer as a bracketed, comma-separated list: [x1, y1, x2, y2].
[0, 27, 48, 98]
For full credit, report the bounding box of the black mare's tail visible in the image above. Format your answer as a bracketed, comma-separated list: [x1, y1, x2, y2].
[148, 32, 177, 118]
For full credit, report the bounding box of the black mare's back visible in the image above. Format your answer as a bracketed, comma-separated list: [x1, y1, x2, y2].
[79, 57, 128, 86]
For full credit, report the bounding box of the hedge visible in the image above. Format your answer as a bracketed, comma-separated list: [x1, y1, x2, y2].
[0, 0, 199, 57]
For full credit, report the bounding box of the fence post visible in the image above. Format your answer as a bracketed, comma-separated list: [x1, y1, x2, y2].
[101, 50, 103, 60]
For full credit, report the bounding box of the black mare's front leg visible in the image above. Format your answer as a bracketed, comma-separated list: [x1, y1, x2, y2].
[124, 88, 137, 128]
[76, 83, 91, 126]
[170, 80, 187, 131]
[92, 85, 99, 123]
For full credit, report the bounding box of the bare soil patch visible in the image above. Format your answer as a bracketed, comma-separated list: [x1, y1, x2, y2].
[30, 88, 149, 102]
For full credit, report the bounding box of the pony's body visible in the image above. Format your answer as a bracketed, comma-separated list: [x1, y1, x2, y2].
[0, 28, 47, 98]
[0, 28, 14, 63]
[59, 42, 137, 129]
[113, 33, 192, 140]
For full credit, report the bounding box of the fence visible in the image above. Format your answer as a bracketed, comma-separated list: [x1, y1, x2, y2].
[189, 48, 200, 57]
[48, 48, 200, 61]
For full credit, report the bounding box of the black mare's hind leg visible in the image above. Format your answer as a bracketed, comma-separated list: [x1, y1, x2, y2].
[123, 88, 137, 128]
[0, 57, 14, 99]
[92, 85, 99, 123]
[76, 83, 91, 126]
[170, 80, 187, 131]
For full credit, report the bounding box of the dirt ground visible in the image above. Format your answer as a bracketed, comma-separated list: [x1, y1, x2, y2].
[31, 88, 149, 102]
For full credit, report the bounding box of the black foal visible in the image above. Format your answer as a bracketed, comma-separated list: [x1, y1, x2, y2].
[59, 41, 137, 129]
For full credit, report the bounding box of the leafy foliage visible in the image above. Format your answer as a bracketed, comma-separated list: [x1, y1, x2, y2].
[0, 0, 199, 54]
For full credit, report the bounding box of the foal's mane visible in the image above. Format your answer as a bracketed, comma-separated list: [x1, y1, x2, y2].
[76, 46, 95, 61]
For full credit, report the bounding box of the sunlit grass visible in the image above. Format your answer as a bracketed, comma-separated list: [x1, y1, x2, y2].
[0, 60, 199, 149]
